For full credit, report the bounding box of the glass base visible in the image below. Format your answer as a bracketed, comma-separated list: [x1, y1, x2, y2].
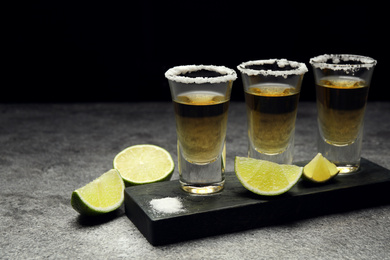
[337, 165, 360, 174]
[178, 141, 225, 195]
[248, 136, 294, 164]
[318, 124, 363, 175]
[180, 180, 224, 194]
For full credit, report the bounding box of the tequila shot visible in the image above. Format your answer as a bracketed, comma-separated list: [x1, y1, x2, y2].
[237, 59, 308, 164]
[165, 65, 237, 194]
[310, 54, 377, 173]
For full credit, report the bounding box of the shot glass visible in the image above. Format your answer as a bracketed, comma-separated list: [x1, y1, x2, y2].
[310, 54, 377, 174]
[237, 59, 308, 164]
[165, 65, 237, 194]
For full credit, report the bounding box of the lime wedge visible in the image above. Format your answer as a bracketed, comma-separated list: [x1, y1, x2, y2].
[303, 153, 339, 183]
[234, 157, 303, 196]
[113, 144, 174, 186]
[71, 169, 124, 216]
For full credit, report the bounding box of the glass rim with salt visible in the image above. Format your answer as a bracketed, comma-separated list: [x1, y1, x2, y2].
[237, 59, 308, 78]
[164, 65, 237, 84]
[309, 54, 377, 72]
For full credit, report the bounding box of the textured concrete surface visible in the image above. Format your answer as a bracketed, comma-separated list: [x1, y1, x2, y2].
[1, 102, 390, 259]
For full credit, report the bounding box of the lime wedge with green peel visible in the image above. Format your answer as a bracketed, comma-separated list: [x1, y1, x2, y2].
[303, 153, 339, 183]
[71, 169, 125, 216]
[113, 144, 174, 186]
[234, 157, 303, 196]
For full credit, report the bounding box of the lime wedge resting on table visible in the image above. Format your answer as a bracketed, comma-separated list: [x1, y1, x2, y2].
[234, 157, 303, 196]
[113, 144, 174, 186]
[303, 153, 339, 183]
[71, 169, 124, 216]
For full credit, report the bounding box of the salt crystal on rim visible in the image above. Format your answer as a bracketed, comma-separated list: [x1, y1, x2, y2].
[165, 65, 237, 84]
[237, 59, 308, 78]
[309, 54, 377, 71]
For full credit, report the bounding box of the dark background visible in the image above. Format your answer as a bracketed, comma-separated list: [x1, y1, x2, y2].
[8, 1, 388, 102]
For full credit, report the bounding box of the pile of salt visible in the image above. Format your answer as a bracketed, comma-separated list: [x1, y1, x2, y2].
[150, 197, 185, 214]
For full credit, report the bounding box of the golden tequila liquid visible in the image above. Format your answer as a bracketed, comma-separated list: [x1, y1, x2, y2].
[316, 76, 369, 146]
[174, 91, 229, 164]
[244, 84, 299, 155]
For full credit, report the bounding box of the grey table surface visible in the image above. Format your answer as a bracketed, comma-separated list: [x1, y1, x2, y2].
[1, 102, 390, 259]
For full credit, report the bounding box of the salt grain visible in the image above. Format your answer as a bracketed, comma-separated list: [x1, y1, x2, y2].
[150, 197, 185, 214]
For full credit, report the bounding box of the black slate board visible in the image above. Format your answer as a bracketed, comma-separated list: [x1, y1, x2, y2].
[124, 158, 390, 246]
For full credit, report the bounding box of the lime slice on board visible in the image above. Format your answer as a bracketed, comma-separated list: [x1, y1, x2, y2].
[71, 169, 125, 216]
[303, 153, 339, 183]
[113, 144, 174, 186]
[234, 157, 303, 196]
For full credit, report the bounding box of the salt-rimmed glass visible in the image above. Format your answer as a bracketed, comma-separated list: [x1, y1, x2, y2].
[310, 54, 377, 173]
[165, 65, 237, 194]
[237, 59, 308, 164]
